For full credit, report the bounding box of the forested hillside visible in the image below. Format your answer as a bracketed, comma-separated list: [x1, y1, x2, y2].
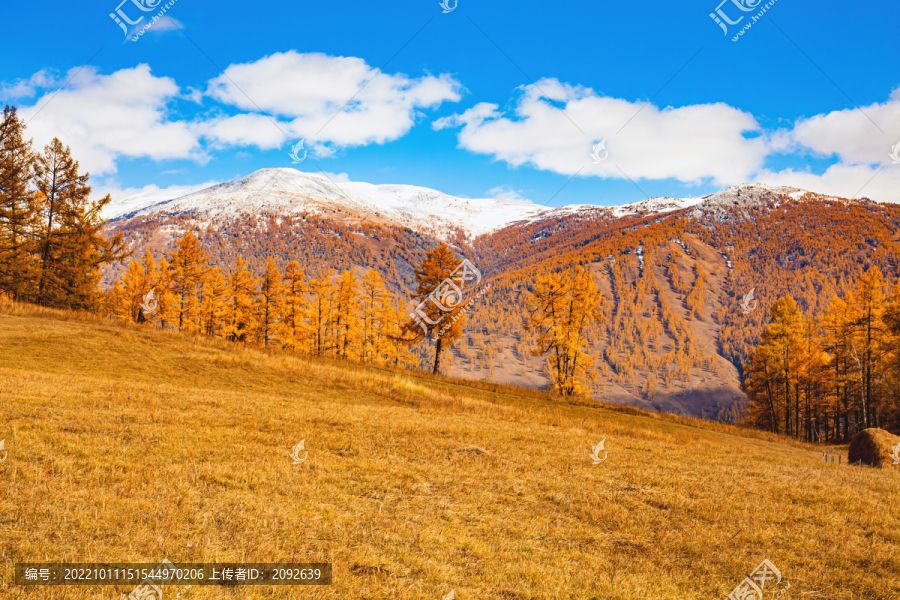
[102, 183, 900, 421]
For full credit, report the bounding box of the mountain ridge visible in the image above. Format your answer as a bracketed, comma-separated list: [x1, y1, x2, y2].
[106, 168, 854, 239]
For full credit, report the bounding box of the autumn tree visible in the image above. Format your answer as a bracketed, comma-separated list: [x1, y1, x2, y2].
[154, 255, 175, 329]
[404, 243, 474, 374]
[32, 137, 126, 308]
[199, 266, 229, 337]
[850, 266, 888, 428]
[256, 257, 285, 347]
[118, 253, 152, 322]
[281, 260, 311, 353]
[818, 294, 855, 439]
[224, 257, 258, 343]
[168, 232, 208, 332]
[0, 106, 37, 300]
[743, 295, 807, 435]
[524, 265, 604, 396]
[685, 263, 708, 320]
[308, 269, 335, 356]
[332, 269, 362, 359]
[360, 268, 394, 364]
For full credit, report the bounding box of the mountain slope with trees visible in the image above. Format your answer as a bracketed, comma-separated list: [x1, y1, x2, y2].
[4, 102, 900, 424]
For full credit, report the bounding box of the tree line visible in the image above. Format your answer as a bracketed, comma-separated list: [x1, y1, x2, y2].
[107, 231, 428, 368]
[742, 266, 900, 440]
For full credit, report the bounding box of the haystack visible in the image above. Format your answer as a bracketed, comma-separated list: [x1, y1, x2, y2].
[848, 428, 900, 467]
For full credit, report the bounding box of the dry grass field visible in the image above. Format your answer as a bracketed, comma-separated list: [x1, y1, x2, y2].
[1, 301, 898, 599]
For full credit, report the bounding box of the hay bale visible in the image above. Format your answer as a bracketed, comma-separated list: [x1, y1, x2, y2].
[848, 428, 900, 467]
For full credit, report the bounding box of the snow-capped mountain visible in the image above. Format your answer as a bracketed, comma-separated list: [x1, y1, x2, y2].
[104, 168, 548, 238]
[104, 168, 834, 239]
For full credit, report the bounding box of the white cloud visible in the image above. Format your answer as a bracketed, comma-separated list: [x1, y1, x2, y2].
[434, 79, 768, 187]
[758, 163, 900, 202]
[0, 70, 57, 99]
[779, 98, 900, 166]
[7, 57, 900, 203]
[436, 79, 900, 202]
[753, 93, 900, 202]
[148, 16, 183, 32]
[19, 64, 203, 175]
[317, 171, 351, 183]
[198, 113, 286, 151]
[182, 86, 203, 104]
[487, 185, 527, 202]
[2, 53, 460, 177]
[203, 51, 462, 149]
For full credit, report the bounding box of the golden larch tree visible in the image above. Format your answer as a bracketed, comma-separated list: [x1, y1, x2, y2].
[256, 257, 285, 347]
[225, 257, 259, 343]
[525, 265, 604, 396]
[281, 260, 311, 353]
[168, 232, 208, 333]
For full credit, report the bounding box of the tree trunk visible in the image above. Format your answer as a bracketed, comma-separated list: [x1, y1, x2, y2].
[432, 336, 443, 374]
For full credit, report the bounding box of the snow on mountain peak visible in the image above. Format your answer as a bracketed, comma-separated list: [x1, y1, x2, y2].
[105, 168, 551, 238]
[104, 171, 843, 239]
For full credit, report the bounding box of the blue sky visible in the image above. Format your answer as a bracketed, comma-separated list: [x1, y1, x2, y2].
[3, 0, 899, 206]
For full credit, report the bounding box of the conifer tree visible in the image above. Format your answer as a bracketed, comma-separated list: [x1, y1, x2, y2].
[819, 294, 854, 439]
[384, 304, 419, 369]
[155, 255, 175, 329]
[281, 260, 311, 353]
[257, 257, 285, 347]
[139, 251, 160, 324]
[850, 266, 887, 428]
[743, 295, 807, 435]
[524, 265, 604, 396]
[0, 106, 37, 300]
[685, 263, 708, 320]
[108, 280, 128, 322]
[405, 243, 472, 374]
[199, 266, 229, 337]
[120, 257, 150, 322]
[308, 269, 335, 356]
[32, 137, 126, 308]
[168, 232, 208, 332]
[333, 269, 362, 359]
[224, 257, 258, 343]
[361, 268, 393, 364]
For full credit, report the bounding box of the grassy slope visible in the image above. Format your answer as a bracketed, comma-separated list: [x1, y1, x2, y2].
[0, 303, 898, 599]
